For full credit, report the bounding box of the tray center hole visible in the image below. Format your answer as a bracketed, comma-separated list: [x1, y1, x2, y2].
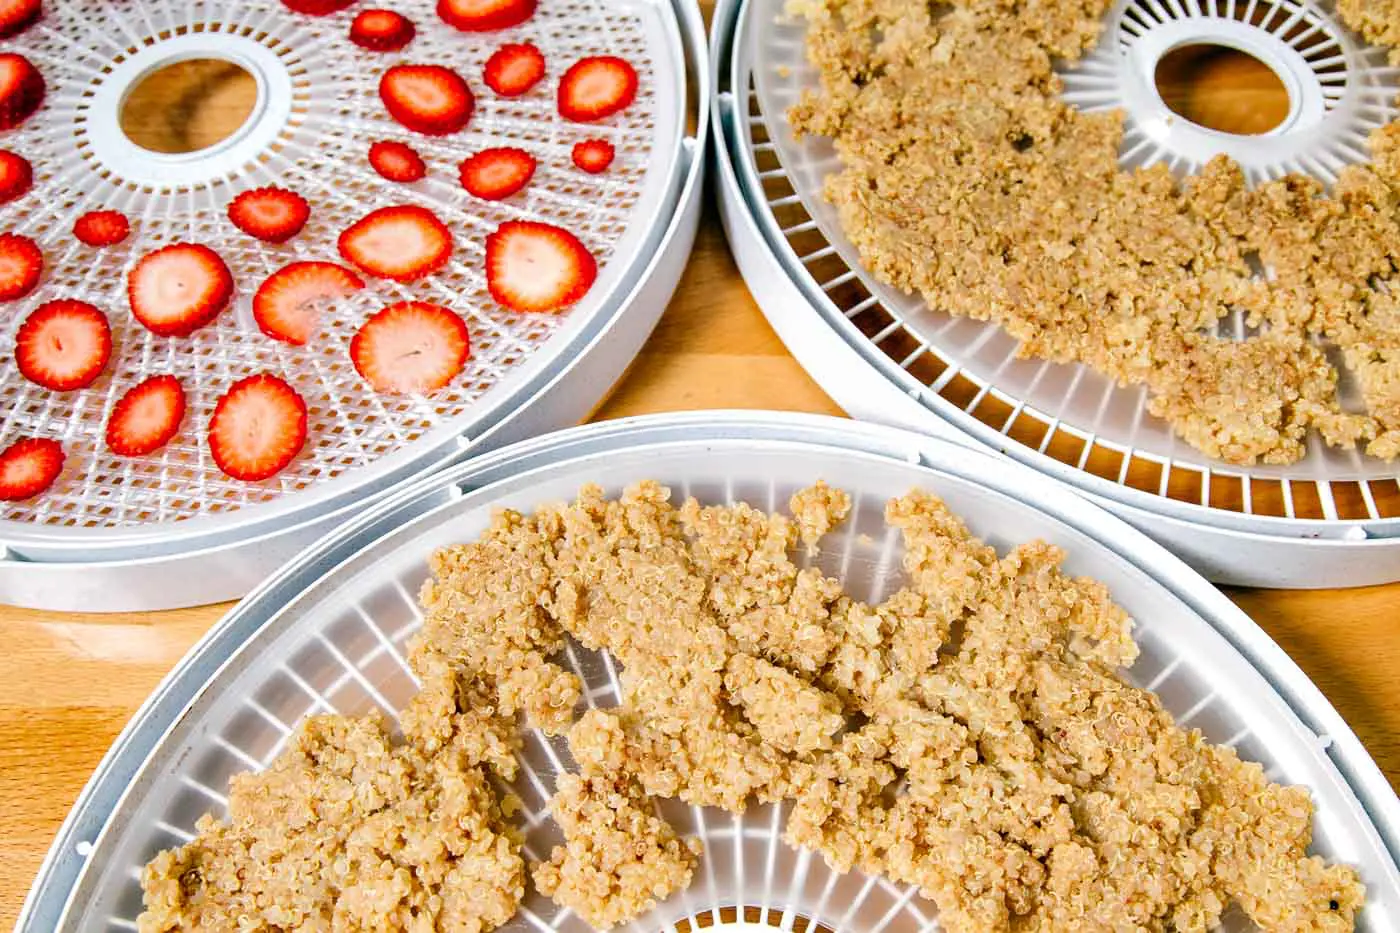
[1154, 42, 1290, 135]
[120, 58, 258, 155]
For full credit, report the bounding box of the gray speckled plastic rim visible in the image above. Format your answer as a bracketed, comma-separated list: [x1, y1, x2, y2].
[16, 410, 1400, 931]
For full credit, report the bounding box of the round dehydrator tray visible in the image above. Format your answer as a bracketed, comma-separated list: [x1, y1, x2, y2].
[0, 0, 709, 611]
[17, 411, 1400, 931]
[713, 0, 1400, 588]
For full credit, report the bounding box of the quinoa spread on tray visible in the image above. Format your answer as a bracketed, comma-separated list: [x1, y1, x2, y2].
[141, 482, 1363, 932]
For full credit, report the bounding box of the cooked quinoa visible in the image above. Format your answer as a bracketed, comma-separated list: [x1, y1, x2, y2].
[141, 481, 1363, 932]
[787, 0, 1400, 465]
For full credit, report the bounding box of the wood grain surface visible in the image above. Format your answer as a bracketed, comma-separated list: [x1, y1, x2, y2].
[3, 17, 1399, 928]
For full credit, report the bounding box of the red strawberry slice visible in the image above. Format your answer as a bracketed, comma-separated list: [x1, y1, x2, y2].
[0, 150, 32, 203]
[350, 301, 470, 393]
[558, 56, 638, 123]
[128, 243, 234, 337]
[572, 139, 615, 174]
[458, 147, 535, 200]
[282, 0, 354, 14]
[0, 437, 62, 501]
[437, 0, 533, 32]
[485, 220, 597, 313]
[0, 233, 41, 301]
[0, 53, 44, 130]
[368, 140, 426, 182]
[379, 64, 474, 136]
[0, 0, 40, 38]
[228, 187, 310, 243]
[73, 209, 130, 247]
[350, 8, 415, 50]
[208, 374, 308, 482]
[483, 42, 544, 97]
[106, 374, 186, 457]
[15, 299, 111, 391]
[338, 205, 452, 281]
[253, 260, 364, 346]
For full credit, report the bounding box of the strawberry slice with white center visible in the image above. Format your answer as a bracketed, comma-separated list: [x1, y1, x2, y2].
[0, 53, 44, 130]
[379, 64, 474, 136]
[368, 140, 426, 182]
[74, 209, 130, 247]
[253, 261, 365, 346]
[228, 187, 310, 243]
[350, 9, 415, 51]
[0, 150, 32, 203]
[208, 374, 308, 482]
[338, 205, 453, 282]
[350, 300, 470, 393]
[0, 233, 41, 301]
[485, 220, 597, 313]
[127, 242, 234, 337]
[15, 299, 111, 391]
[437, 0, 534, 32]
[557, 56, 638, 123]
[483, 42, 545, 97]
[106, 374, 186, 457]
[572, 138, 615, 174]
[0, 0, 41, 39]
[0, 437, 63, 501]
[458, 147, 535, 200]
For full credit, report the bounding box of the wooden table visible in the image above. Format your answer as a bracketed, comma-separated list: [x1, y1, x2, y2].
[3, 18, 1399, 929]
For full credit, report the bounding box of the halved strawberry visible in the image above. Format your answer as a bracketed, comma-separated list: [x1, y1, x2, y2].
[0, 150, 32, 203]
[557, 56, 638, 123]
[0, 437, 62, 501]
[208, 373, 308, 482]
[458, 147, 535, 200]
[338, 205, 452, 281]
[0, 233, 41, 301]
[437, 0, 533, 32]
[0, 0, 41, 39]
[368, 140, 426, 182]
[485, 220, 597, 313]
[350, 8, 415, 51]
[128, 243, 234, 337]
[15, 299, 111, 391]
[0, 53, 44, 130]
[282, 0, 354, 14]
[106, 374, 185, 457]
[379, 64, 474, 136]
[73, 209, 130, 247]
[350, 300, 470, 393]
[572, 138, 615, 174]
[253, 260, 364, 345]
[483, 42, 544, 97]
[228, 187, 310, 243]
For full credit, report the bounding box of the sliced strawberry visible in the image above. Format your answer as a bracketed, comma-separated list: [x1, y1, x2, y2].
[368, 140, 426, 182]
[15, 299, 111, 391]
[572, 139, 615, 174]
[0, 53, 44, 130]
[128, 243, 234, 337]
[350, 8, 415, 51]
[228, 187, 310, 243]
[106, 374, 185, 457]
[73, 209, 130, 247]
[253, 260, 364, 346]
[458, 147, 535, 200]
[558, 56, 638, 123]
[379, 64, 474, 136]
[483, 42, 544, 97]
[485, 220, 597, 313]
[282, 0, 354, 14]
[0, 150, 32, 203]
[0, 437, 62, 501]
[0, 0, 40, 39]
[437, 0, 533, 32]
[208, 374, 308, 482]
[350, 300, 470, 393]
[338, 205, 452, 282]
[0, 233, 41, 301]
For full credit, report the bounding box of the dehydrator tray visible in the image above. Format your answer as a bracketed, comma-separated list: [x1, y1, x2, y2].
[0, 0, 709, 611]
[713, 0, 1400, 587]
[16, 411, 1400, 931]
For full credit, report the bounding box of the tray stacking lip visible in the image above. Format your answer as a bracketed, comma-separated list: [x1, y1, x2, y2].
[17, 410, 1400, 932]
[0, 0, 692, 562]
[714, 0, 1400, 549]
